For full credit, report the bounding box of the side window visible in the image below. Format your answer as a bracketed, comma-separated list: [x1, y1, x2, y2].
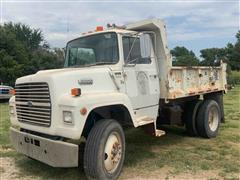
[122, 36, 151, 64]
[122, 37, 130, 60]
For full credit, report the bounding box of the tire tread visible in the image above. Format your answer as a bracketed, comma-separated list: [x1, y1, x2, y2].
[84, 120, 112, 177]
[184, 100, 202, 136]
[196, 99, 220, 138]
[84, 119, 124, 179]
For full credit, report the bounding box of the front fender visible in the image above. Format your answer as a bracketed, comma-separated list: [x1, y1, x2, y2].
[57, 92, 136, 139]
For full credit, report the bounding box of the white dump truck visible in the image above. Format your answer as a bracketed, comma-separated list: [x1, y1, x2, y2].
[9, 19, 227, 179]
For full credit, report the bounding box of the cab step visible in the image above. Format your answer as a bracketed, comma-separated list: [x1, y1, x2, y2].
[142, 123, 166, 137]
[155, 129, 166, 137]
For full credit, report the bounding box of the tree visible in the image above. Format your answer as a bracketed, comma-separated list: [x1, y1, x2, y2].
[200, 48, 227, 66]
[199, 31, 240, 71]
[170, 46, 199, 66]
[30, 47, 65, 71]
[0, 22, 64, 86]
[4, 22, 43, 51]
[226, 31, 240, 71]
[0, 25, 28, 85]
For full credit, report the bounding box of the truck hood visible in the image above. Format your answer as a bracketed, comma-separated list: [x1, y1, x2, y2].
[16, 67, 118, 97]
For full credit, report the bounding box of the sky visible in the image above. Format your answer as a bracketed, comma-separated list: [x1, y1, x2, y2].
[1, 0, 239, 57]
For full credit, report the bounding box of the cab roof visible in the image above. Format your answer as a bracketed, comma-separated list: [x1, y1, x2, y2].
[72, 28, 137, 41]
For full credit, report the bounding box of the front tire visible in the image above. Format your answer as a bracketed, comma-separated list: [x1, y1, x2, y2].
[196, 100, 221, 138]
[84, 119, 125, 180]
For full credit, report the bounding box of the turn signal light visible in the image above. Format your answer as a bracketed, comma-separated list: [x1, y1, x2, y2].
[71, 88, 81, 96]
[10, 89, 16, 95]
[80, 107, 87, 115]
[96, 26, 103, 31]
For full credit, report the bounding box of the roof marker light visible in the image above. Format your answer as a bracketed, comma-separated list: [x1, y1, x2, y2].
[96, 26, 103, 32]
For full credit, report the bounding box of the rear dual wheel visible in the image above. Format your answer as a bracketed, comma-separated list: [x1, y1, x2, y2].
[185, 99, 221, 138]
[184, 100, 202, 136]
[196, 100, 221, 138]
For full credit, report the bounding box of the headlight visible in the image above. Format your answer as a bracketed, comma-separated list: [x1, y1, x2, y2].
[9, 106, 15, 115]
[63, 111, 73, 124]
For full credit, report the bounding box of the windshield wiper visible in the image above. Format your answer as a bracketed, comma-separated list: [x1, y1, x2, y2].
[88, 62, 116, 66]
[67, 62, 115, 68]
[69, 64, 93, 68]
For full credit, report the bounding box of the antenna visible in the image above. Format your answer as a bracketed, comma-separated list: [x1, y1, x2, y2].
[66, 14, 69, 42]
[0, 0, 3, 25]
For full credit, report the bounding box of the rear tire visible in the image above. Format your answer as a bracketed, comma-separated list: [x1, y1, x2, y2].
[183, 100, 202, 136]
[84, 119, 125, 180]
[196, 100, 221, 138]
[204, 93, 224, 123]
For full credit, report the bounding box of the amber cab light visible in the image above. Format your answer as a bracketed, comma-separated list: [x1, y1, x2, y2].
[10, 89, 16, 95]
[96, 26, 103, 31]
[71, 88, 81, 96]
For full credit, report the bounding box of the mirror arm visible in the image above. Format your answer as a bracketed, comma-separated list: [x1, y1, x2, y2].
[125, 34, 139, 63]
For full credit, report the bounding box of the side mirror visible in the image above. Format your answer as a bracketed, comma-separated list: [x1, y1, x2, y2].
[124, 33, 153, 66]
[140, 33, 152, 59]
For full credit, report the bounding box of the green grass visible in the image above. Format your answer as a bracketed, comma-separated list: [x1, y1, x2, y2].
[0, 103, 11, 147]
[228, 71, 240, 85]
[0, 87, 240, 179]
[231, 71, 240, 78]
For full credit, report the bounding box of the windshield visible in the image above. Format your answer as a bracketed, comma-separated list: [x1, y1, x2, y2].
[65, 32, 119, 67]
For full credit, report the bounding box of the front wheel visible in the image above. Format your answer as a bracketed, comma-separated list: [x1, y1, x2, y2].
[196, 100, 221, 138]
[84, 119, 125, 180]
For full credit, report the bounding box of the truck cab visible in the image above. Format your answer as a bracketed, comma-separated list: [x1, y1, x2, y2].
[9, 19, 227, 180]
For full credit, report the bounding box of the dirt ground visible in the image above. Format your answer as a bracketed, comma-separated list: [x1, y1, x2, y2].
[0, 156, 231, 180]
[0, 157, 36, 180]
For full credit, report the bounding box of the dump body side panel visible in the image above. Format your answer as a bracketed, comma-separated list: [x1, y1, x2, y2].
[167, 63, 227, 99]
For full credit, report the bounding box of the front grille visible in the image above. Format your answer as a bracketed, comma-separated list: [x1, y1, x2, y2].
[15, 82, 51, 127]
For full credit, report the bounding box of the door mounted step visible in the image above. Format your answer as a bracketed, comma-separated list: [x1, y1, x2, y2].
[142, 122, 166, 137]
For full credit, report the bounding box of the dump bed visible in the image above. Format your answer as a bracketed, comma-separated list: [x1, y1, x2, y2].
[167, 63, 227, 99]
[126, 19, 227, 100]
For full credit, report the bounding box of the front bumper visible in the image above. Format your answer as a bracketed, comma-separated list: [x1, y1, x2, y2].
[10, 127, 79, 167]
[0, 94, 12, 99]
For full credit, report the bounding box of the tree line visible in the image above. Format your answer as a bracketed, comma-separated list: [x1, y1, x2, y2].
[171, 31, 240, 72]
[0, 23, 64, 86]
[0, 22, 239, 86]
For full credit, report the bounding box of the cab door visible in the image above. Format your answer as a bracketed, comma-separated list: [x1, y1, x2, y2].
[122, 34, 160, 118]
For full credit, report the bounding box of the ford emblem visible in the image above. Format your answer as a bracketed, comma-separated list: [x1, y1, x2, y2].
[27, 101, 33, 107]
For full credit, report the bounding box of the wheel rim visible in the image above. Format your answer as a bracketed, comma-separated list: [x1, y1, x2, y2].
[104, 132, 122, 174]
[208, 106, 219, 132]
